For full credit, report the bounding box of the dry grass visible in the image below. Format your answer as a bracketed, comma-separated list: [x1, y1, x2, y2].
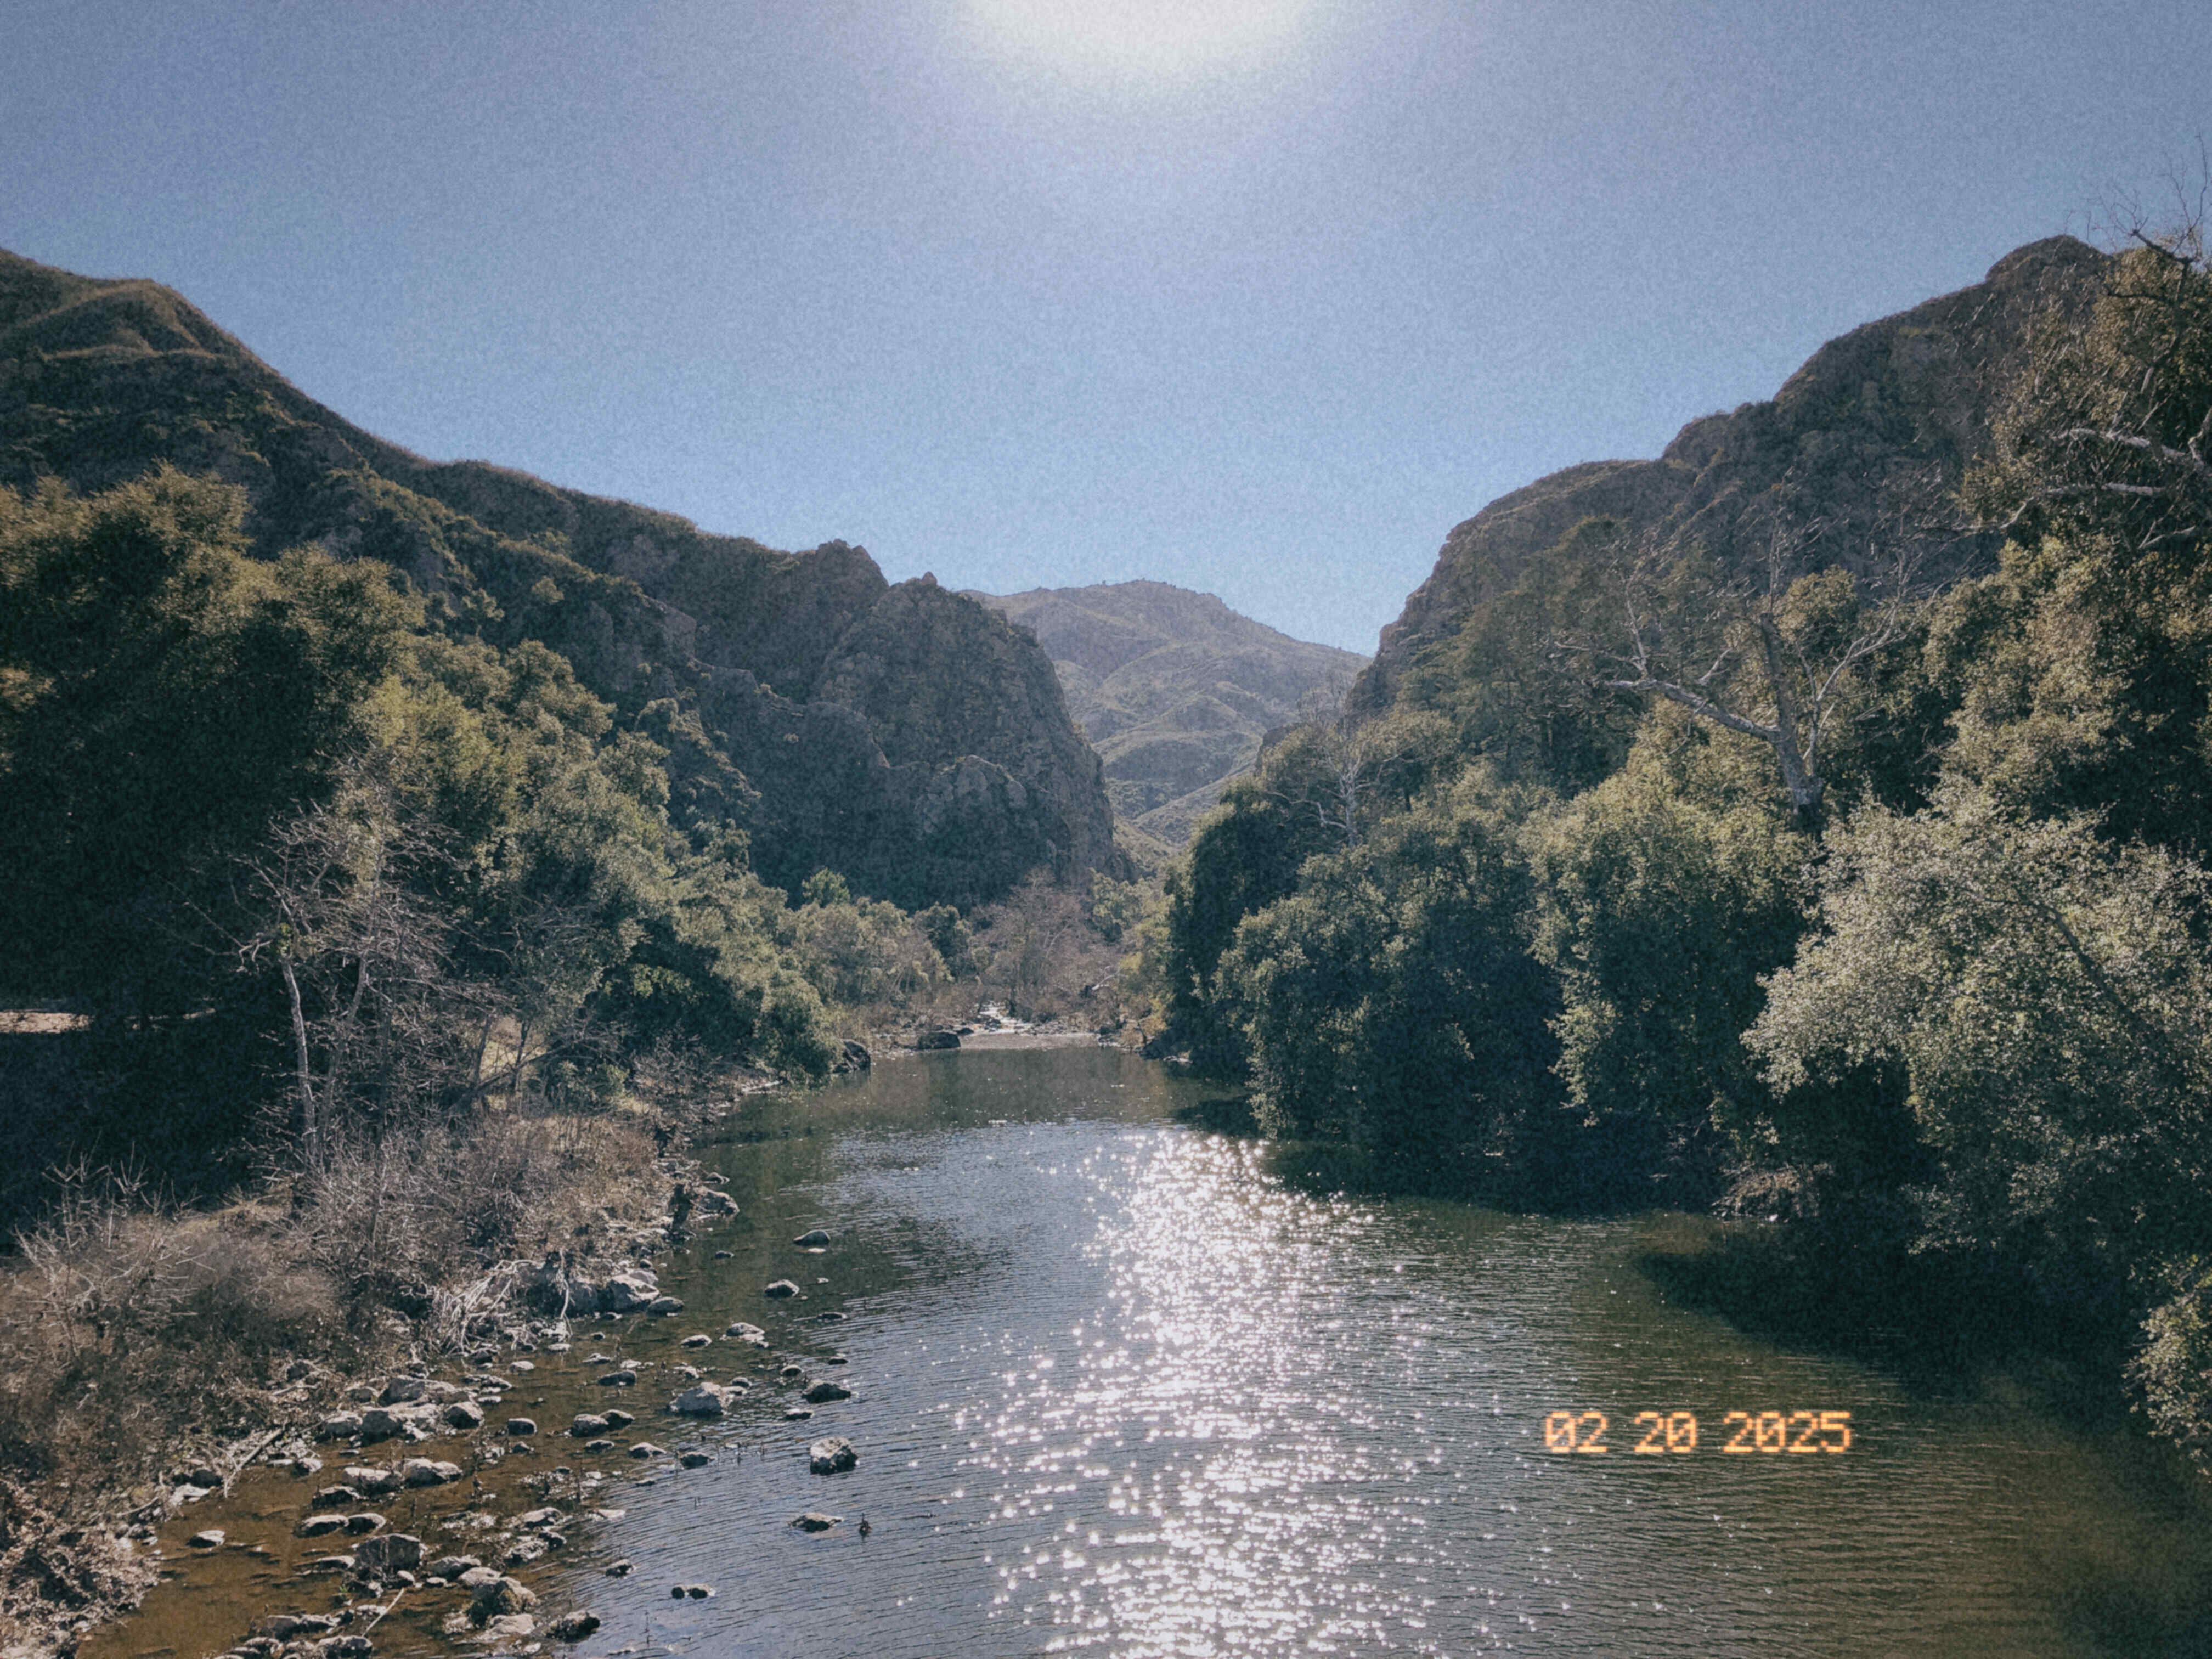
[0, 1107, 661, 1525]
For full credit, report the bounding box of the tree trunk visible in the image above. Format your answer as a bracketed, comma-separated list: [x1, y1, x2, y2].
[281, 956, 316, 1155]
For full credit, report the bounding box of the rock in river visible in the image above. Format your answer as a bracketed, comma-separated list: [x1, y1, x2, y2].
[551, 1610, 602, 1641]
[764, 1279, 801, 1300]
[725, 1322, 769, 1346]
[917, 1029, 961, 1050]
[803, 1380, 854, 1404]
[791, 1511, 842, 1532]
[354, 1533, 423, 1575]
[570, 1414, 609, 1437]
[672, 1384, 733, 1417]
[792, 1228, 832, 1247]
[808, 1437, 858, 1475]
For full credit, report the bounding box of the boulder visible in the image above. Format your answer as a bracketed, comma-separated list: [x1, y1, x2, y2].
[550, 1611, 602, 1641]
[842, 1039, 872, 1070]
[444, 1401, 484, 1431]
[916, 1029, 961, 1050]
[342, 1513, 386, 1534]
[680, 1333, 712, 1348]
[603, 1409, 636, 1429]
[310, 1485, 363, 1508]
[792, 1229, 832, 1247]
[679, 1451, 712, 1469]
[697, 1190, 737, 1215]
[187, 1529, 223, 1549]
[379, 1376, 430, 1406]
[428, 1554, 483, 1579]
[645, 1295, 685, 1317]
[790, 1511, 841, 1532]
[471, 1575, 538, 1617]
[802, 1380, 853, 1404]
[344, 1465, 404, 1496]
[763, 1280, 801, 1300]
[294, 1515, 347, 1538]
[673, 1584, 715, 1599]
[671, 1384, 732, 1417]
[569, 1414, 609, 1438]
[507, 1418, 538, 1437]
[599, 1269, 661, 1313]
[400, 1458, 462, 1487]
[357, 1407, 415, 1442]
[627, 1442, 667, 1460]
[313, 1413, 363, 1441]
[725, 1322, 769, 1346]
[596, 1371, 636, 1388]
[808, 1437, 858, 1475]
[353, 1533, 422, 1575]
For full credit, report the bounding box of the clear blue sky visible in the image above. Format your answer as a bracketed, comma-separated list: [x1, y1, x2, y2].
[6, 1, 2209, 652]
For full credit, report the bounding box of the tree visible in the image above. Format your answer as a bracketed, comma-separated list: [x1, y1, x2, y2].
[1553, 520, 1927, 823]
[1747, 788, 2212, 1307]
[1215, 772, 1560, 1184]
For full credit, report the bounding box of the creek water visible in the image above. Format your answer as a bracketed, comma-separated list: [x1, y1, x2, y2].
[97, 1045, 2212, 1658]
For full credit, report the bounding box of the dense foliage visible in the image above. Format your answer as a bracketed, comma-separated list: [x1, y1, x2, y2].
[0, 468, 1021, 1231]
[1145, 229, 2212, 1459]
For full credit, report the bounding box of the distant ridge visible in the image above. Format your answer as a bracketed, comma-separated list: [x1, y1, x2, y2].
[973, 580, 1366, 845]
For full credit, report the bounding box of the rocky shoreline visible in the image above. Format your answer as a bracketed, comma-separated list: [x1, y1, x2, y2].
[4, 1021, 1128, 1658]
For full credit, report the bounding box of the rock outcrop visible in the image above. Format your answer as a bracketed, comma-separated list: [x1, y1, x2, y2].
[0, 249, 1121, 907]
[1354, 236, 2112, 716]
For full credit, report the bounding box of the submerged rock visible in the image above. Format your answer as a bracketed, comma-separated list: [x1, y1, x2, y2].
[569, 1414, 609, 1438]
[551, 1610, 602, 1641]
[790, 1511, 841, 1532]
[763, 1280, 801, 1300]
[802, 1380, 853, 1404]
[671, 1384, 733, 1417]
[792, 1228, 832, 1248]
[725, 1322, 769, 1345]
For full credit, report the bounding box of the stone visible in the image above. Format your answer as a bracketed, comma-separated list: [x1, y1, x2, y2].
[725, 1322, 769, 1346]
[550, 1610, 602, 1641]
[313, 1413, 363, 1441]
[916, 1029, 961, 1050]
[790, 1511, 841, 1532]
[458, 1566, 504, 1590]
[342, 1513, 386, 1534]
[443, 1401, 484, 1431]
[627, 1442, 667, 1460]
[673, 1584, 714, 1599]
[645, 1296, 685, 1317]
[294, 1515, 348, 1538]
[399, 1459, 462, 1487]
[803, 1380, 853, 1404]
[596, 1371, 636, 1387]
[357, 1408, 411, 1442]
[841, 1039, 872, 1070]
[603, 1409, 635, 1429]
[808, 1437, 858, 1475]
[471, 1575, 538, 1617]
[779, 1364, 805, 1381]
[785, 1408, 813, 1420]
[379, 1376, 430, 1406]
[310, 1486, 363, 1508]
[353, 1533, 422, 1575]
[345, 1466, 404, 1496]
[697, 1190, 737, 1215]
[585, 1438, 615, 1452]
[679, 1451, 712, 1469]
[506, 1418, 538, 1437]
[187, 1529, 224, 1548]
[428, 1555, 483, 1580]
[763, 1280, 800, 1300]
[680, 1333, 712, 1348]
[671, 1384, 732, 1417]
[792, 1228, 832, 1247]
[598, 1269, 661, 1313]
[504, 1535, 548, 1566]
[480, 1613, 535, 1640]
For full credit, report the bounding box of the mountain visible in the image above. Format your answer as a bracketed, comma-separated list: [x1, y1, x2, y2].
[1355, 235, 2111, 718]
[0, 249, 1117, 906]
[972, 582, 1367, 845]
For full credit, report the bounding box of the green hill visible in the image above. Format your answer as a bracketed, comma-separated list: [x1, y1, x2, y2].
[972, 581, 1367, 844]
[0, 249, 1117, 906]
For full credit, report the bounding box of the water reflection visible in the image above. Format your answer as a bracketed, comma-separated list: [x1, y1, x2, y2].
[89, 1048, 2212, 1657]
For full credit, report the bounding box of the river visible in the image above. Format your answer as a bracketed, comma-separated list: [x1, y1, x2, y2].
[96, 1045, 2212, 1657]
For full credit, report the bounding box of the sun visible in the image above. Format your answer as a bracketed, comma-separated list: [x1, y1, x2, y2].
[962, 0, 1319, 82]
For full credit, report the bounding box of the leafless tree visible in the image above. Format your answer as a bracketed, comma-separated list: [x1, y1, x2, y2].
[1271, 675, 1449, 849]
[1554, 518, 1927, 821]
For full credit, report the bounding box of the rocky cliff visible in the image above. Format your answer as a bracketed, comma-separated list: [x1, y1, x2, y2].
[0, 249, 1117, 905]
[1355, 236, 2112, 714]
[973, 581, 1367, 844]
